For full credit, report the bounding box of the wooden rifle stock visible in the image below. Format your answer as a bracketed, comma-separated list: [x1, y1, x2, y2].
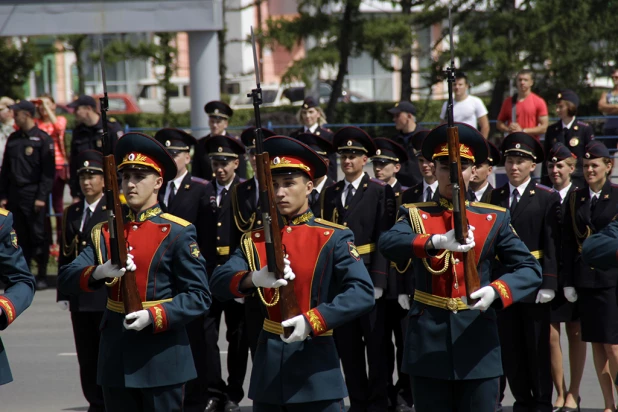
[446, 126, 480, 303]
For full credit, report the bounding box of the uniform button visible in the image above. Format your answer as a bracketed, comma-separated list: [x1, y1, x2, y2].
[422, 214, 428, 219]
[487, 215, 493, 221]
[132, 225, 138, 231]
[257, 220, 262, 225]
[286, 227, 292, 233]
[81, 241, 87, 246]
[255, 233, 261, 238]
[162, 227, 168, 232]
[217, 222, 222, 227]
[454, 258, 460, 264]
[217, 236, 220, 240]
[324, 231, 330, 236]
[343, 222, 348, 226]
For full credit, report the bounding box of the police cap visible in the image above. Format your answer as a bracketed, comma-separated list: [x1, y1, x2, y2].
[501, 132, 545, 163]
[333, 126, 376, 157]
[584, 141, 611, 159]
[76, 150, 104, 175]
[204, 100, 233, 120]
[205, 135, 245, 161]
[372, 138, 409, 164]
[154, 128, 196, 155]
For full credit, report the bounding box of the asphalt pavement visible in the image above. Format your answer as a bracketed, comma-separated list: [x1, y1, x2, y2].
[0, 287, 613, 411]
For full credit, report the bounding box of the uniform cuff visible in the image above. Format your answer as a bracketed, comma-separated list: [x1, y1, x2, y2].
[412, 234, 432, 258]
[229, 271, 251, 298]
[0, 297, 16, 327]
[303, 308, 328, 336]
[148, 304, 169, 334]
[79, 266, 96, 292]
[490, 280, 513, 308]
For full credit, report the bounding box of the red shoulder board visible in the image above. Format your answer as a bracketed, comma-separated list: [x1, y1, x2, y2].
[534, 183, 555, 193]
[369, 178, 387, 186]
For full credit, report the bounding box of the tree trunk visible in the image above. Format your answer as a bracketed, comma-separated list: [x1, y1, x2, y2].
[399, 0, 412, 102]
[159, 33, 174, 126]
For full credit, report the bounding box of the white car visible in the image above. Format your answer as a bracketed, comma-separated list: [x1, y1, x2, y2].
[137, 77, 191, 113]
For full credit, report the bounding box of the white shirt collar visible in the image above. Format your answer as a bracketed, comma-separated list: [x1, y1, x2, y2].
[217, 176, 235, 194]
[474, 181, 490, 202]
[561, 117, 576, 130]
[305, 124, 319, 134]
[315, 177, 328, 193]
[555, 183, 572, 204]
[168, 170, 188, 192]
[84, 196, 102, 214]
[344, 173, 365, 190]
[388, 178, 398, 188]
[589, 186, 602, 198]
[509, 177, 531, 197]
[422, 179, 439, 194]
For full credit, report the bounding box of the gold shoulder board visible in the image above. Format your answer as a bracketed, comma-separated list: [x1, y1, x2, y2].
[314, 218, 349, 230]
[0, 208, 8, 216]
[402, 201, 437, 209]
[160, 213, 190, 227]
[91, 222, 106, 265]
[470, 202, 506, 212]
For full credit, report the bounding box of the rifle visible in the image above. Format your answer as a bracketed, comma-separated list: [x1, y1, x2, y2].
[445, 6, 480, 303]
[99, 41, 142, 316]
[248, 27, 300, 337]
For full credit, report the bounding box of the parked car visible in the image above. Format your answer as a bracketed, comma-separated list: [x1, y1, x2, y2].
[137, 77, 191, 113]
[91, 93, 141, 115]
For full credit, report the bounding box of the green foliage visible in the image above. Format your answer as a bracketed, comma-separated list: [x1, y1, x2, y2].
[0, 38, 37, 99]
[59, 35, 88, 96]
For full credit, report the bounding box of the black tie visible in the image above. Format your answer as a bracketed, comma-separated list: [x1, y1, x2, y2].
[219, 188, 228, 207]
[310, 189, 319, 206]
[345, 184, 354, 208]
[467, 188, 477, 202]
[590, 195, 599, 212]
[82, 207, 92, 232]
[510, 189, 519, 214]
[167, 182, 176, 207]
[425, 187, 433, 202]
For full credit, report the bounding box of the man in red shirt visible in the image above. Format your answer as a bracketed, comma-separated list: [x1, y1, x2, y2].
[497, 70, 549, 142]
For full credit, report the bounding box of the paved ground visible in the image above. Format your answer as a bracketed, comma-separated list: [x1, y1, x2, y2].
[0, 287, 614, 411]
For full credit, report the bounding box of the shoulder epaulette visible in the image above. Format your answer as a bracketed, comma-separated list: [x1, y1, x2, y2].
[0, 208, 8, 216]
[314, 218, 349, 230]
[190, 176, 209, 185]
[534, 183, 555, 192]
[470, 202, 506, 212]
[577, 120, 589, 126]
[402, 201, 438, 208]
[369, 178, 386, 186]
[160, 213, 190, 227]
[612, 183, 618, 189]
[239, 178, 247, 183]
[400, 185, 409, 191]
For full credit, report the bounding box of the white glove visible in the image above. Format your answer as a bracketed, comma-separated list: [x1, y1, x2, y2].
[563, 287, 578, 303]
[431, 226, 475, 253]
[234, 298, 245, 304]
[123, 310, 152, 331]
[57, 301, 69, 311]
[252, 257, 296, 288]
[374, 287, 384, 300]
[469, 286, 498, 311]
[535, 289, 555, 304]
[397, 294, 410, 310]
[280, 314, 311, 344]
[92, 254, 136, 280]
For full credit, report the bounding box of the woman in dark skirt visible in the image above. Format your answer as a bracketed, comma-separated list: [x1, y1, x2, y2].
[563, 141, 618, 412]
[546, 143, 587, 412]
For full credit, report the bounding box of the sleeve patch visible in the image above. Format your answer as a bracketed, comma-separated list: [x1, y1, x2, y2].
[189, 242, 200, 259]
[490, 280, 514, 308]
[10, 230, 18, 248]
[348, 242, 361, 261]
[0, 297, 16, 326]
[304, 308, 328, 336]
[148, 304, 168, 333]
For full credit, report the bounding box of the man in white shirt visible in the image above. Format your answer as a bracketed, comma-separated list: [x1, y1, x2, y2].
[440, 73, 490, 138]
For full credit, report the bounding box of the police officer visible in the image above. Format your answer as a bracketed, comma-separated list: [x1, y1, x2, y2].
[153, 128, 211, 412]
[193, 101, 247, 180]
[490, 132, 561, 412]
[401, 131, 439, 205]
[293, 132, 335, 217]
[542, 90, 594, 189]
[0, 100, 55, 291]
[68, 95, 123, 203]
[379, 123, 543, 412]
[290, 97, 337, 181]
[233, 127, 276, 359]
[371, 137, 413, 411]
[468, 141, 500, 203]
[57, 150, 108, 412]
[58, 132, 211, 412]
[202, 135, 248, 412]
[320, 126, 393, 411]
[387, 101, 429, 188]
[562, 142, 618, 411]
[210, 135, 375, 411]
[0, 209, 36, 386]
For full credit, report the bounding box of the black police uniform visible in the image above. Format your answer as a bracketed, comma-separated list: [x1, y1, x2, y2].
[563, 142, 618, 343]
[57, 150, 108, 412]
[320, 126, 394, 411]
[293, 132, 336, 218]
[154, 128, 211, 412]
[290, 97, 337, 181]
[467, 140, 500, 203]
[372, 137, 414, 410]
[0, 122, 55, 277]
[490, 133, 561, 412]
[201, 135, 248, 412]
[193, 101, 247, 180]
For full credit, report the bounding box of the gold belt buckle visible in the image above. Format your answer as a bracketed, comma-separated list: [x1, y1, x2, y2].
[446, 298, 459, 313]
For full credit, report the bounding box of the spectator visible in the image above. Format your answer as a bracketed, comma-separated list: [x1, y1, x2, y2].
[0, 97, 16, 167]
[598, 67, 618, 148]
[496, 69, 549, 142]
[34, 94, 68, 247]
[440, 72, 490, 138]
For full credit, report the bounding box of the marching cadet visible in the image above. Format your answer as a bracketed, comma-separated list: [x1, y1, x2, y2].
[202, 135, 248, 412]
[293, 132, 336, 217]
[545, 143, 586, 412]
[58, 132, 211, 412]
[562, 142, 618, 411]
[371, 137, 414, 411]
[542, 90, 594, 189]
[378, 123, 543, 412]
[468, 141, 500, 203]
[401, 131, 439, 204]
[320, 126, 393, 411]
[490, 132, 561, 412]
[234, 127, 276, 358]
[0, 100, 55, 291]
[153, 128, 210, 412]
[57, 150, 108, 411]
[210, 135, 374, 411]
[290, 96, 337, 181]
[0, 209, 36, 386]
[68, 95, 123, 203]
[193, 101, 247, 180]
